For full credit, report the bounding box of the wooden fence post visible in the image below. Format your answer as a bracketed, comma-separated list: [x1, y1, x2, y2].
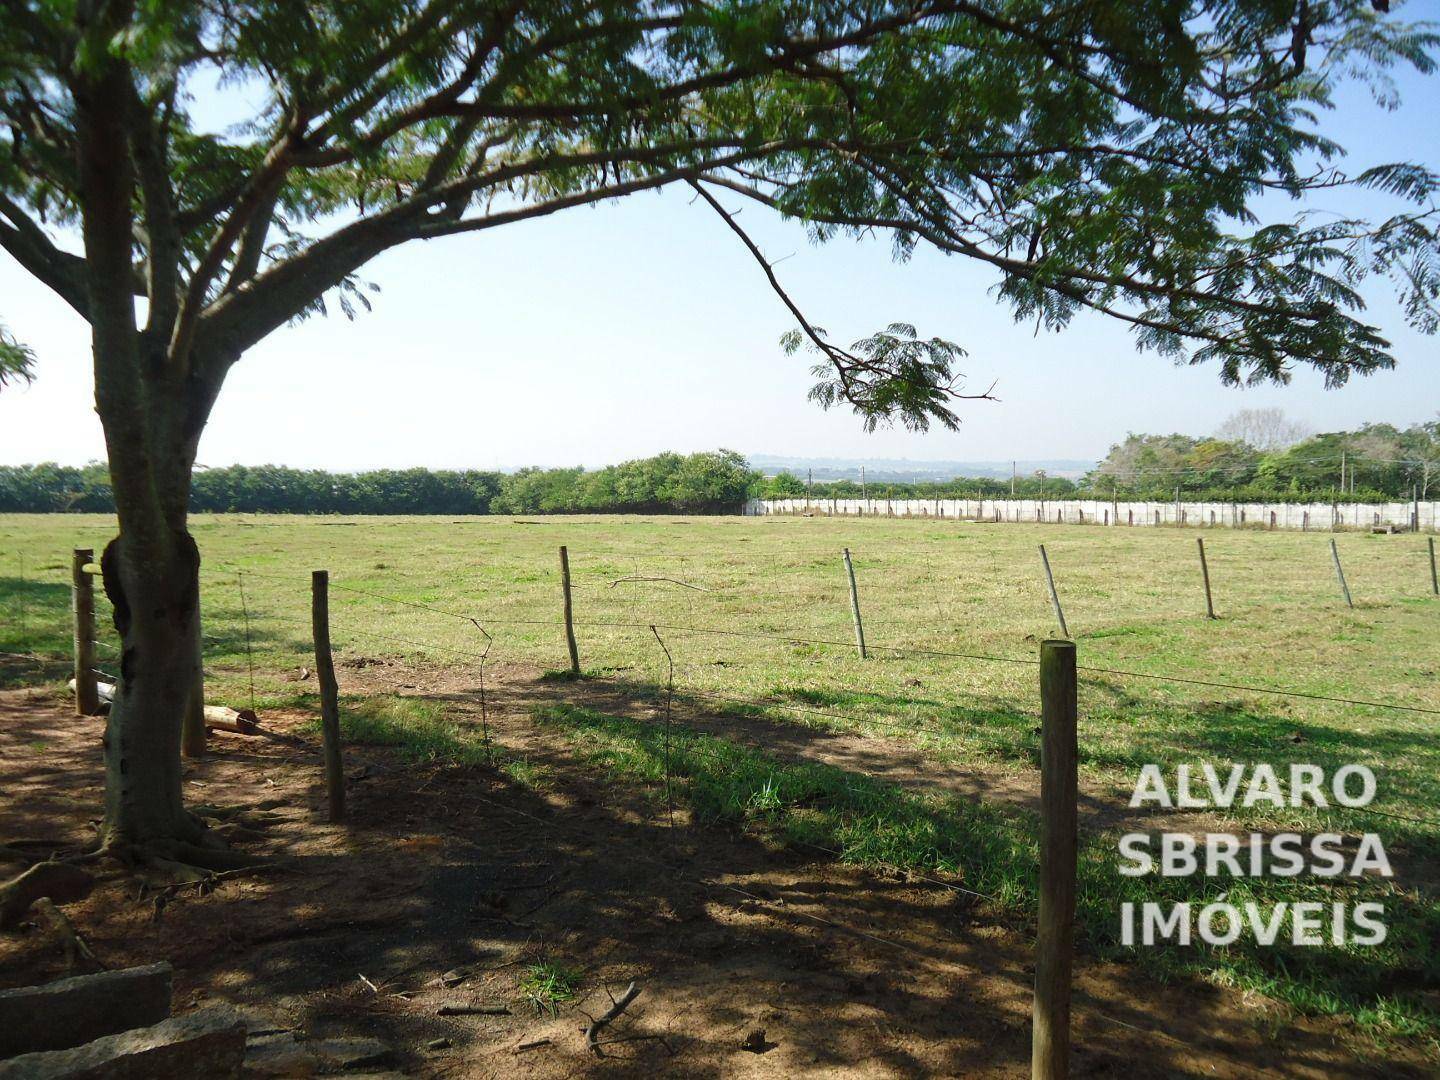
[71, 548, 98, 717]
[560, 545, 581, 675]
[1038, 545, 1070, 638]
[1196, 538, 1216, 620]
[1033, 638, 1078, 1080]
[1330, 539, 1353, 609]
[311, 570, 345, 823]
[842, 548, 867, 659]
[1429, 537, 1438, 596]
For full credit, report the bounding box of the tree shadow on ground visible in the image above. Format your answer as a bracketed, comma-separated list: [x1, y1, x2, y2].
[0, 680, 1433, 1077]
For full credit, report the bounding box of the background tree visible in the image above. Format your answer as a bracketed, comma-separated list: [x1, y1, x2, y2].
[0, 321, 35, 388]
[2, 0, 1439, 862]
[1398, 417, 1440, 498]
[1089, 433, 1206, 494]
[1215, 408, 1312, 451]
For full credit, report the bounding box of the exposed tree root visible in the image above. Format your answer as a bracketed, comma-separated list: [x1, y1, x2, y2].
[5, 800, 287, 923]
[208, 823, 269, 845]
[33, 896, 102, 970]
[0, 861, 96, 929]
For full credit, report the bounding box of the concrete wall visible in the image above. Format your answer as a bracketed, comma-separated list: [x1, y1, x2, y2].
[746, 497, 1438, 532]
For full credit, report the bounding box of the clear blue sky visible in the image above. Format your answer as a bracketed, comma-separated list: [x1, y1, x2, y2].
[2, 24, 1438, 471]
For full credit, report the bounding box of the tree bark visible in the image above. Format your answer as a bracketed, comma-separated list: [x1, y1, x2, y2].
[90, 338, 230, 850]
[98, 518, 205, 848]
[70, 22, 235, 855]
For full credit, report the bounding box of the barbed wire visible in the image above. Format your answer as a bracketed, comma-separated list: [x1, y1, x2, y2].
[577, 669, 1437, 831]
[196, 566, 1440, 719]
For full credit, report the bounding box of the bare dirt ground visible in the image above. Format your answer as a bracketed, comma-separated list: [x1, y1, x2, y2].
[0, 669, 1429, 1078]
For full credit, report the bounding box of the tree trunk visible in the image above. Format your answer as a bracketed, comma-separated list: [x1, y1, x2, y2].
[70, 23, 231, 855]
[90, 345, 224, 851]
[86, 338, 224, 852]
[99, 521, 205, 848]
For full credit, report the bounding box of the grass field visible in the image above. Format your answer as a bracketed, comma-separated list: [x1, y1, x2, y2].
[2, 512, 1438, 1050]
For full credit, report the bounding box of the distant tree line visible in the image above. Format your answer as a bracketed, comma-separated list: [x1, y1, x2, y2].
[5, 418, 1437, 514]
[757, 471, 1082, 500]
[0, 451, 758, 515]
[1082, 418, 1439, 502]
[759, 415, 1440, 504]
[490, 451, 757, 514]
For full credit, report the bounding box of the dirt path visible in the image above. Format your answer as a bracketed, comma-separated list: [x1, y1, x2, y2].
[0, 680, 1429, 1078]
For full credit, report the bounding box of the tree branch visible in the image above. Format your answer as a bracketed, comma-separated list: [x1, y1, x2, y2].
[689, 178, 995, 416]
[128, 83, 181, 335]
[0, 195, 92, 320]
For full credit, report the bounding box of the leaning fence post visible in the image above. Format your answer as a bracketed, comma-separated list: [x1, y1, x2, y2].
[1038, 544, 1069, 639]
[71, 548, 98, 716]
[1330, 539, 1353, 609]
[1196, 538, 1216, 619]
[842, 548, 867, 658]
[1428, 537, 1437, 596]
[1033, 638, 1078, 1080]
[559, 545, 581, 675]
[311, 569, 345, 822]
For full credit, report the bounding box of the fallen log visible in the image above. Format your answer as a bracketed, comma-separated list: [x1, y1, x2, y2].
[70, 680, 301, 744]
[0, 1005, 245, 1079]
[202, 705, 260, 734]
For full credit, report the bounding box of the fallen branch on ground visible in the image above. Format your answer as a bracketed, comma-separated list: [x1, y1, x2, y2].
[586, 981, 641, 1056]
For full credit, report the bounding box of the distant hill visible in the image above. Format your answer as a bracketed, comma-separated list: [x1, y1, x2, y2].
[747, 454, 1096, 482]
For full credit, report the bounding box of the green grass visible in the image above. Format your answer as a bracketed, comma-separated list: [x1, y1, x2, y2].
[520, 960, 581, 1016]
[2, 512, 1437, 1047]
[323, 688, 1439, 1046]
[527, 702, 1439, 1044]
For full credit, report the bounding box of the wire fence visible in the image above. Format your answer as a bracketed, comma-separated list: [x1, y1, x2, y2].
[14, 541, 1437, 820]
[7, 533, 1438, 1070]
[178, 563, 1435, 833]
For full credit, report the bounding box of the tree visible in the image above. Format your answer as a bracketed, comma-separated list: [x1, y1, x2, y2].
[1215, 408, 1312, 451]
[1089, 433, 1201, 495]
[3, 1, 1439, 862]
[0, 321, 34, 388]
[1399, 417, 1440, 498]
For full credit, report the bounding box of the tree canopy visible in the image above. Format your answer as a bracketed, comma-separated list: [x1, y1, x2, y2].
[3, 1, 1439, 430]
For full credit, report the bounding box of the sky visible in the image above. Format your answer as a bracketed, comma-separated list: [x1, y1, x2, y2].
[2, 23, 1438, 472]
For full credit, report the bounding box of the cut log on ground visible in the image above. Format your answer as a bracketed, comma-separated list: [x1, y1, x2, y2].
[202, 705, 260, 734]
[69, 680, 302, 744]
